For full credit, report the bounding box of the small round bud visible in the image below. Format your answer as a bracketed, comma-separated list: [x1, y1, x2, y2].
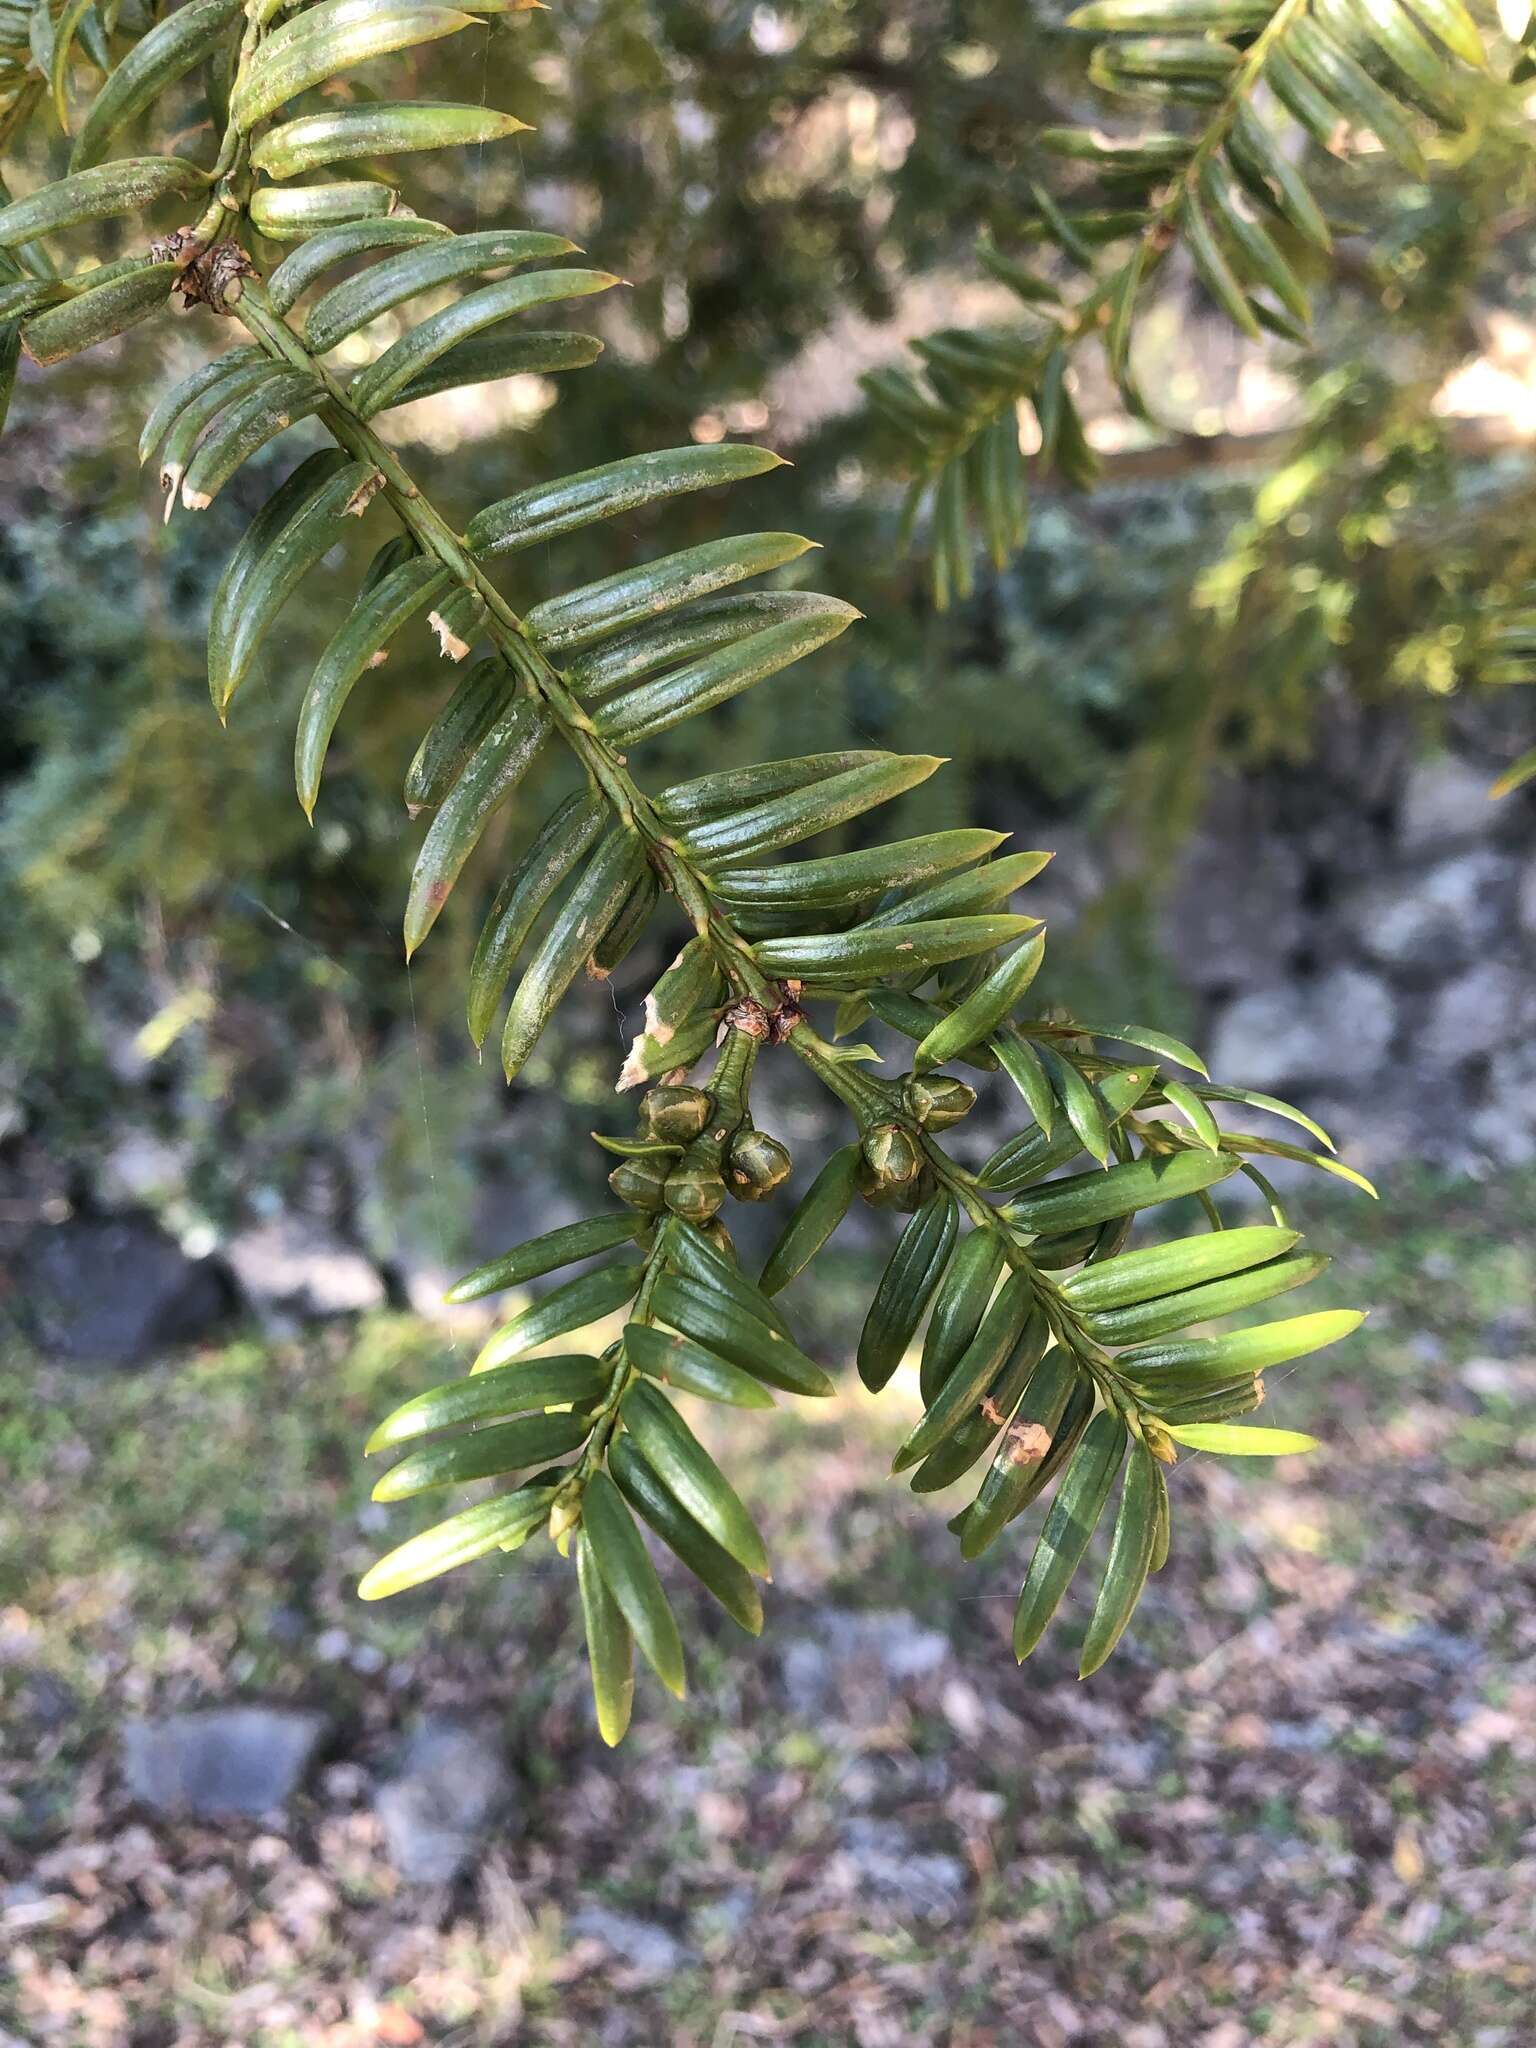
[639, 1084, 713, 1144]
[903, 1074, 977, 1131]
[862, 1122, 921, 1188]
[608, 1154, 669, 1212]
[726, 1127, 793, 1202]
[664, 1156, 727, 1224]
[697, 1217, 737, 1258]
[858, 1158, 932, 1212]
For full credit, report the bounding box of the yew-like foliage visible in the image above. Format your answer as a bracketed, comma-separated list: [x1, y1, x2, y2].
[862, 0, 1535, 808]
[8, 0, 1472, 1741]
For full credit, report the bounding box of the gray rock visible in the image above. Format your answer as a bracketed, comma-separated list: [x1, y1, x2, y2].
[122, 1707, 328, 1817]
[375, 1716, 511, 1884]
[1208, 967, 1396, 1093]
[998, 823, 1103, 931]
[1422, 963, 1533, 1070]
[839, 1818, 967, 1921]
[1343, 850, 1514, 976]
[96, 1131, 191, 1212]
[1518, 861, 1536, 941]
[1396, 753, 1497, 852]
[567, 1905, 689, 1977]
[1297, 1082, 1457, 1176]
[836, 1610, 952, 1683]
[1467, 1038, 1536, 1167]
[17, 1213, 232, 1369]
[1160, 791, 1306, 995]
[224, 1217, 386, 1326]
[780, 1636, 836, 1718]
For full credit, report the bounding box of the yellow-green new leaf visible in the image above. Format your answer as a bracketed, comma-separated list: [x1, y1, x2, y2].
[358, 1483, 553, 1598]
[1166, 1423, 1321, 1454]
[992, 1030, 1055, 1134]
[1404, 0, 1485, 66]
[576, 1528, 634, 1746]
[1120, 1308, 1367, 1388]
[982, 1066, 1154, 1191]
[1060, 1224, 1300, 1311]
[50, 0, 102, 130]
[1082, 1251, 1328, 1345]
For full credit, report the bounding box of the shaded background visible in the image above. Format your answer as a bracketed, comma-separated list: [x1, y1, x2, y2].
[2, 2, 1535, 2042]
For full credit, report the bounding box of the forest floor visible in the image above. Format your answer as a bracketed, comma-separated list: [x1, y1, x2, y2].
[3, 1169, 1535, 2048]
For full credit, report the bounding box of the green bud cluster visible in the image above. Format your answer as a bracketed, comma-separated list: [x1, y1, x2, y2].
[903, 1074, 976, 1131]
[726, 1126, 793, 1201]
[639, 1084, 714, 1144]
